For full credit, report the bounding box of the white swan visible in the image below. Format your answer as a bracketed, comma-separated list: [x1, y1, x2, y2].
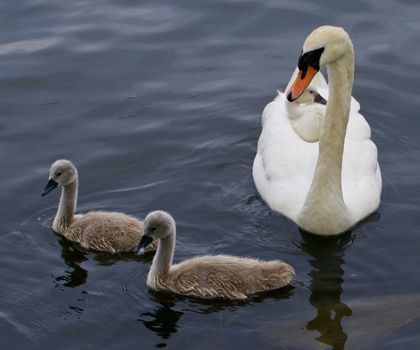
[136, 211, 295, 300]
[253, 26, 382, 235]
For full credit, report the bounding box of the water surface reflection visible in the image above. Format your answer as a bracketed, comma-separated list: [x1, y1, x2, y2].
[138, 292, 184, 347]
[53, 237, 88, 289]
[140, 282, 294, 345]
[298, 231, 354, 349]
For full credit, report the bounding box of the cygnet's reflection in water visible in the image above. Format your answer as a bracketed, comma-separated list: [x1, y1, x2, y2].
[297, 231, 354, 349]
[139, 291, 184, 340]
[93, 249, 155, 266]
[191, 284, 294, 313]
[53, 237, 155, 288]
[139, 281, 294, 346]
[53, 237, 88, 288]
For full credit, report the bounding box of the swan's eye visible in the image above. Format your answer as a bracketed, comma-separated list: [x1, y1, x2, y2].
[309, 90, 314, 94]
[56, 172, 62, 177]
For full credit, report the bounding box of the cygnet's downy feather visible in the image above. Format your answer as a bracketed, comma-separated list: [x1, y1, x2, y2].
[136, 211, 295, 300]
[41, 159, 157, 253]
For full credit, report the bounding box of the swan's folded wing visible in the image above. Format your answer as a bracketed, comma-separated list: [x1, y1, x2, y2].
[346, 106, 371, 140]
[343, 105, 381, 221]
[350, 96, 361, 113]
[254, 94, 318, 219]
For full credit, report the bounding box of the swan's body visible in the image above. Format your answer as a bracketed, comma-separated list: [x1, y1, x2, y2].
[136, 211, 295, 300]
[253, 26, 382, 235]
[41, 159, 157, 253]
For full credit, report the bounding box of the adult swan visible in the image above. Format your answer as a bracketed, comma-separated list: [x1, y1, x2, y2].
[253, 26, 382, 235]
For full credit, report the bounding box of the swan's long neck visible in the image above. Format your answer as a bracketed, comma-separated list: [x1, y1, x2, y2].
[299, 50, 354, 235]
[149, 228, 176, 283]
[53, 179, 78, 233]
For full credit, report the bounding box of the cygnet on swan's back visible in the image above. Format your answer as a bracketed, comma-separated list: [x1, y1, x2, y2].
[136, 211, 295, 300]
[285, 83, 327, 142]
[41, 159, 157, 253]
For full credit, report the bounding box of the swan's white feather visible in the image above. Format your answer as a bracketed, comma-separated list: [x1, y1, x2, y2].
[253, 70, 381, 229]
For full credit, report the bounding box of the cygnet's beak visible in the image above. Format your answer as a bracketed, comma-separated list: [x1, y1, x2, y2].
[41, 179, 58, 197]
[314, 92, 327, 105]
[135, 235, 154, 255]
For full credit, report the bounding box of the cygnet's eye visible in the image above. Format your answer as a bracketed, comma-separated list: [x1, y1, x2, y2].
[56, 172, 62, 177]
[150, 226, 157, 232]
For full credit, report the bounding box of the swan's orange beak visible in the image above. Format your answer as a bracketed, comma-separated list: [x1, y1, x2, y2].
[286, 65, 318, 101]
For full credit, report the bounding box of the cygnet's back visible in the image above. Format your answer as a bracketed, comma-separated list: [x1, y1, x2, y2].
[70, 211, 149, 253]
[167, 255, 294, 300]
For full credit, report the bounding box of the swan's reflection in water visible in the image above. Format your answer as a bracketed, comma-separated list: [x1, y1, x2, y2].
[298, 231, 354, 349]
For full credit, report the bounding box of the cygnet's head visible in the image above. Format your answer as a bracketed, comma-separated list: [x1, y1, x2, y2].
[136, 211, 176, 255]
[293, 86, 326, 105]
[41, 159, 78, 197]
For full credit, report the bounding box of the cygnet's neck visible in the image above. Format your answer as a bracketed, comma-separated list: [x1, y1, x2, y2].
[53, 179, 78, 232]
[151, 228, 176, 277]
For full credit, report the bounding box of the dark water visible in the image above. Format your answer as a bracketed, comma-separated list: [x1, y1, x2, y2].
[1, 0, 420, 349]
